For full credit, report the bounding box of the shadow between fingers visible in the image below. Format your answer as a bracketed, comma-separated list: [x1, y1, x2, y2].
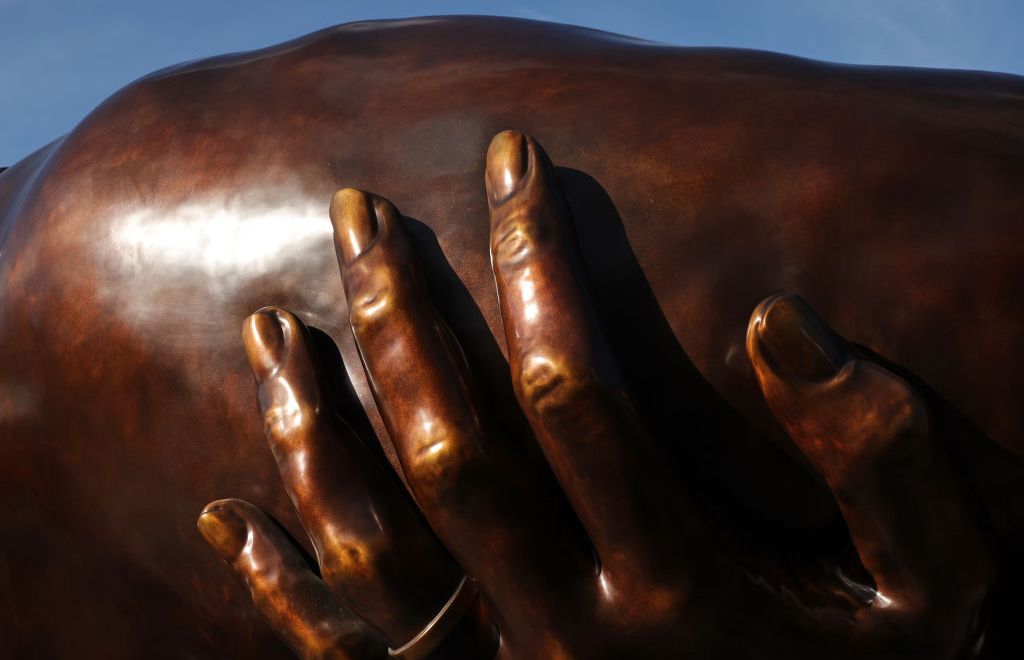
[556, 166, 844, 553]
[306, 325, 386, 467]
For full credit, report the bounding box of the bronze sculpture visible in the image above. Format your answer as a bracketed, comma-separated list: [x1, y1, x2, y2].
[201, 132, 993, 658]
[1, 15, 1022, 658]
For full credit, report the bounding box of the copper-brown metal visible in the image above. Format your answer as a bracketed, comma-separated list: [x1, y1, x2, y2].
[1, 15, 1022, 658]
[207, 134, 993, 657]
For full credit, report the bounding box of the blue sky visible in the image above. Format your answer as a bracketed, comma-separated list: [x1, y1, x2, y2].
[2, 0, 1021, 165]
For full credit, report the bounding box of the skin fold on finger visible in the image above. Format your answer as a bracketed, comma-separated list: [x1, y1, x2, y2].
[197, 498, 385, 660]
[330, 186, 596, 643]
[486, 130, 714, 593]
[746, 294, 995, 652]
[242, 308, 462, 648]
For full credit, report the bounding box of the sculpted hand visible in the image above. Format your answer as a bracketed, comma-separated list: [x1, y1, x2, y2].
[200, 131, 995, 658]
[196, 302, 490, 659]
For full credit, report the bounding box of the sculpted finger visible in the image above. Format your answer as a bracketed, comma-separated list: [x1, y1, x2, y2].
[330, 187, 592, 621]
[747, 294, 994, 647]
[197, 498, 384, 660]
[243, 308, 462, 648]
[486, 130, 707, 582]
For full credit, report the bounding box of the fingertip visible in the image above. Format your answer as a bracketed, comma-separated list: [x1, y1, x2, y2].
[330, 188, 380, 265]
[485, 129, 529, 204]
[329, 187, 368, 224]
[243, 307, 289, 383]
[747, 293, 847, 385]
[198, 499, 250, 562]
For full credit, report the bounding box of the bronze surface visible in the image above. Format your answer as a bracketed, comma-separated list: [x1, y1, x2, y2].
[203, 134, 995, 657]
[1, 16, 1022, 657]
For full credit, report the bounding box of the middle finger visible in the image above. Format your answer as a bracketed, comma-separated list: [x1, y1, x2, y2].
[331, 187, 594, 625]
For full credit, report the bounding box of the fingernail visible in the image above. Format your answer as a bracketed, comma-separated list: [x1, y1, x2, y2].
[330, 188, 378, 264]
[755, 294, 846, 383]
[197, 504, 249, 561]
[243, 308, 287, 383]
[486, 130, 528, 203]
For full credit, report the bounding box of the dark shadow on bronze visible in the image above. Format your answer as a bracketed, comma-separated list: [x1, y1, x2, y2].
[402, 214, 596, 550]
[852, 342, 1024, 657]
[403, 217, 536, 452]
[306, 325, 383, 465]
[556, 167, 846, 554]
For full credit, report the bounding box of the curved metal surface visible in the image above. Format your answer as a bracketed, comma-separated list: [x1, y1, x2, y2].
[1, 16, 1023, 657]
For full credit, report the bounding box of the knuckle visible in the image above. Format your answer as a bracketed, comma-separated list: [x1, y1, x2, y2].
[263, 401, 321, 447]
[492, 210, 553, 266]
[859, 373, 930, 459]
[319, 537, 386, 585]
[816, 363, 932, 477]
[348, 277, 396, 334]
[405, 421, 488, 505]
[518, 351, 599, 422]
